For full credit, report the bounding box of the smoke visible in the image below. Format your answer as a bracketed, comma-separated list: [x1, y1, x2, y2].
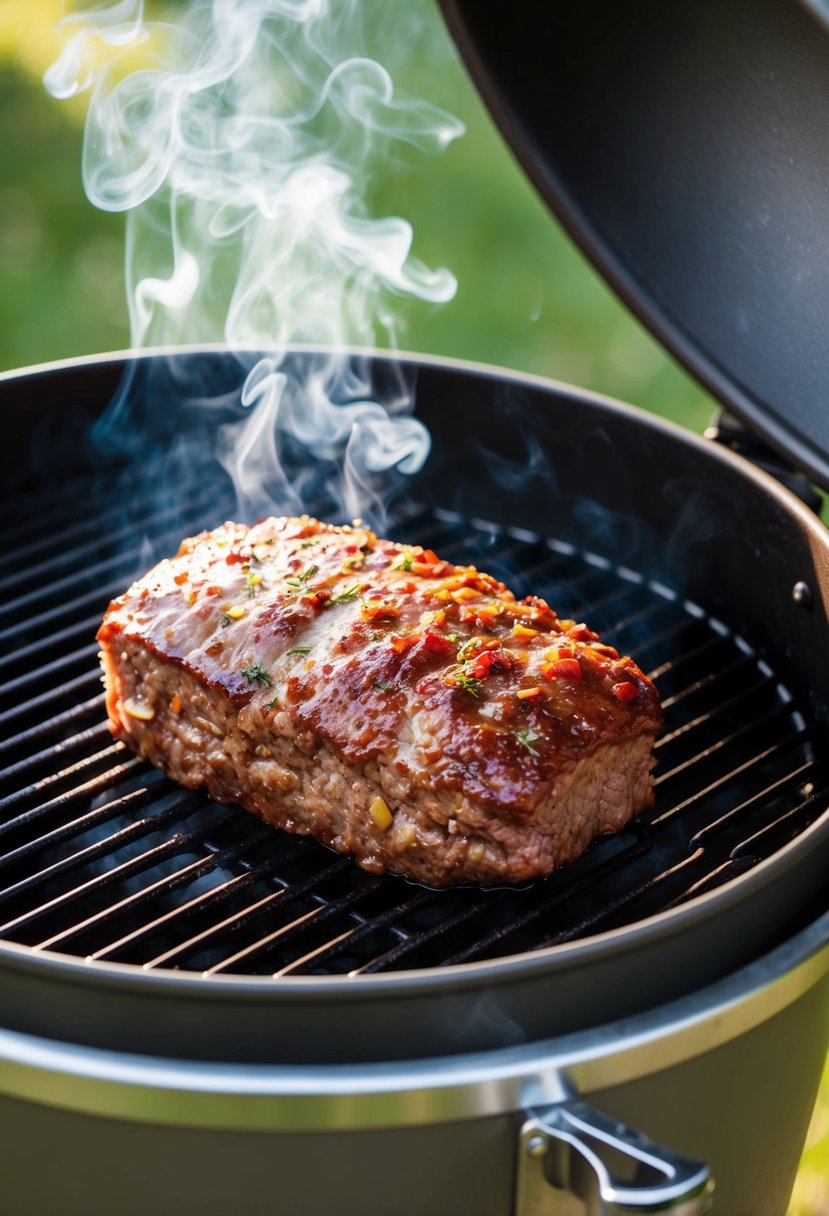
[45, 0, 464, 525]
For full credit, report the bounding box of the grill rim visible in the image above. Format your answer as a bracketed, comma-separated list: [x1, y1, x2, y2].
[3, 346, 829, 1005]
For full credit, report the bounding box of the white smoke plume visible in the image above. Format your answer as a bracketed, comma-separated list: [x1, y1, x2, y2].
[45, 0, 464, 523]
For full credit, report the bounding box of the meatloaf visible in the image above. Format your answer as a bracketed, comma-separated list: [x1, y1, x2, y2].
[97, 515, 662, 886]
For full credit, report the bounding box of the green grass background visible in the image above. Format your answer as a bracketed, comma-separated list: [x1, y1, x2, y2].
[0, 2, 825, 1209]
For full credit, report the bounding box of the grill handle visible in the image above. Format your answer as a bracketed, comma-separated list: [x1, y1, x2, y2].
[515, 1100, 714, 1215]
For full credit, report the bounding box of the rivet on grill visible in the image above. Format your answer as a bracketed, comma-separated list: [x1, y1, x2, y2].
[526, 1135, 548, 1158]
[792, 581, 813, 609]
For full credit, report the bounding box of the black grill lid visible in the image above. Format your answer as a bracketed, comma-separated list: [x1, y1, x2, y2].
[440, 0, 829, 492]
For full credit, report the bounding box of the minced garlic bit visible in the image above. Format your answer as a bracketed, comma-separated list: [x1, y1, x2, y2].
[369, 796, 393, 831]
[469, 842, 485, 862]
[122, 698, 155, 721]
[397, 823, 417, 848]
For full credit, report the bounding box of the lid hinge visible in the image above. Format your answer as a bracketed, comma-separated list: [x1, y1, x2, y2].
[705, 411, 823, 514]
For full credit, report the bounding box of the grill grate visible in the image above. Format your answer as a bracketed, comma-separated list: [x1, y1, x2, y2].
[1, 489, 827, 977]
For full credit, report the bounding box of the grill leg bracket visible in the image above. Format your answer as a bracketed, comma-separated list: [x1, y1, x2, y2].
[514, 1100, 713, 1215]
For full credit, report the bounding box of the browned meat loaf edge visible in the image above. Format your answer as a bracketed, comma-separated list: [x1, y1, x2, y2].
[97, 516, 662, 887]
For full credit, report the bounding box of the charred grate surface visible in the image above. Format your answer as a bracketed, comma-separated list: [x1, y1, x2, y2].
[1, 492, 827, 977]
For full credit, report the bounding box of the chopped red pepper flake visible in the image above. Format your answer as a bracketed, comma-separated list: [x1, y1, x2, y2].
[411, 560, 449, 578]
[423, 630, 453, 655]
[225, 551, 247, 565]
[173, 572, 188, 586]
[613, 681, 638, 703]
[470, 651, 498, 678]
[389, 634, 415, 654]
[544, 658, 582, 682]
[362, 601, 401, 622]
[567, 623, 596, 642]
[205, 585, 222, 596]
[489, 650, 512, 670]
[304, 592, 329, 610]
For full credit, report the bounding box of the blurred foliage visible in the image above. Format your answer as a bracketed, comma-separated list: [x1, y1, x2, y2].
[0, 4, 826, 1211]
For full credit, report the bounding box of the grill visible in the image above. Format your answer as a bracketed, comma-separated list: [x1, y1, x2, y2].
[0, 350, 828, 1216]
[2, 468, 826, 978]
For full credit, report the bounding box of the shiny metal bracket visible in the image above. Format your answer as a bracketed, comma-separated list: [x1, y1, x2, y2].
[515, 1100, 714, 1215]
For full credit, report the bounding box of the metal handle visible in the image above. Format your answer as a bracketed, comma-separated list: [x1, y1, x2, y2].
[515, 1100, 714, 1215]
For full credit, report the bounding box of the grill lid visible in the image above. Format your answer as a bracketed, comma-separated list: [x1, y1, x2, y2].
[440, 0, 829, 492]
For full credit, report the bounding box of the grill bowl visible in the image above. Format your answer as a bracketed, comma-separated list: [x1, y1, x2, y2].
[1, 347, 828, 1067]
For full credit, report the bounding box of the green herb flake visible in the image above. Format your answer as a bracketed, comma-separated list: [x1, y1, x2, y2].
[331, 582, 361, 604]
[373, 678, 395, 691]
[286, 646, 311, 657]
[515, 728, 542, 757]
[267, 694, 280, 708]
[457, 637, 482, 662]
[453, 672, 481, 697]
[241, 662, 272, 687]
[300, 539, 318, 548]
[245, 569, 261, 598]
[287, 564, 319, 589]
[392, 552, 413, 572]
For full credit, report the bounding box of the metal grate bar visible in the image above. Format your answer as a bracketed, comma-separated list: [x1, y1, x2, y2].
[275, 887, 438, 976]
[0, 642, 101, 708]
[0, 722, 112, 794]
[372, 829, 653, 971]
[0, 671, 106, 736]
[0, 764, 161, 867]
[38, 805, 246, 953]
[0, 695, 105, 765]
[690, 760, 816, 847]
[730, 780, 829, 859]
[653, 702, 802, 800]
[0, 484, 229, 596]
[537, 849, 713, 948]
[2, 471, 223, 566]
[0, 719, 111, 797]
[0, 791, 203, 932]
[0, 741, 125, 818]
[204, 866, 382, 976]
[0, 617, 105, 685]
[0, 614, 103, 681]
[149, 855, 356, 973]
[141, 841, 323, 969]
[350, 892, 497, 975]
[655, 676, 775, 751]
[98, 837, 296, 967]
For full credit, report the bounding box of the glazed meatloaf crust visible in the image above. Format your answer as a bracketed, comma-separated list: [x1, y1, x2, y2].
[97, 515, 662, 886]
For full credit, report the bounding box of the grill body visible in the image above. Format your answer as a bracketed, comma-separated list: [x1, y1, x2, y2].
[1, 349, 828, 1213]
[0, 911, 825, 1216]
